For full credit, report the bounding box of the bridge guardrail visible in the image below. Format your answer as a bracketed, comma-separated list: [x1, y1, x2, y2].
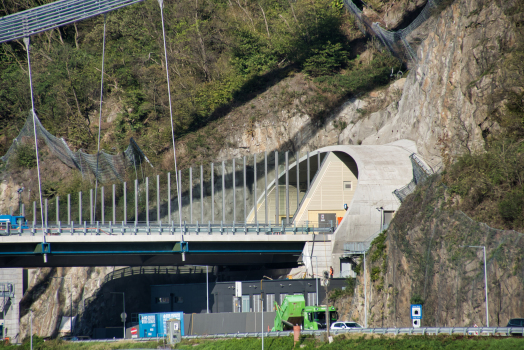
[58, 326, 524, 343]
[0, 221, 334, 237]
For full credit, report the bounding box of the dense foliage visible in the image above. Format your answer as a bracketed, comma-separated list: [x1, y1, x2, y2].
[443, 140, 524, 231]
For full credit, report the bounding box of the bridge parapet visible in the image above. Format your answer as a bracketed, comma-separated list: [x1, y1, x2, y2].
[1, 221, 333, 237]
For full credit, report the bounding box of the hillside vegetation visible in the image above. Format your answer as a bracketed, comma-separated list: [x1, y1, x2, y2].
[0, 0, 398, 163]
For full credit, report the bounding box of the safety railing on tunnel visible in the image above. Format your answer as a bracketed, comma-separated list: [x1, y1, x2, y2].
[0, 220, 335, 237]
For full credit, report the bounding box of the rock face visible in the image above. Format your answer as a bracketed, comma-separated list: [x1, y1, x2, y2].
[342, 0, 518, 167]
[217, 0, 518, 170]
[18, 267, 114, 339]
[346, 176, 524, 328]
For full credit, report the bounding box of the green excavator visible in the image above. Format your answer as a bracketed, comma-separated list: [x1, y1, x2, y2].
[271, 294, 338, 331]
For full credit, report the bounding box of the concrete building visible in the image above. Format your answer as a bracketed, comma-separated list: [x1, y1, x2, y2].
[150, 278, 346, 314]
[244, 140, 424, 277]
[0, 269, 25, 343]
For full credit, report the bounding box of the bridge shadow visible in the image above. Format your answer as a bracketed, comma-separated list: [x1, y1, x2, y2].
[74, 265, 294, 337]
[75, 266, 216, 336]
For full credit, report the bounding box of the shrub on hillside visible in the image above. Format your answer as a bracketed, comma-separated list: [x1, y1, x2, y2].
[303, 41, 349, 76]
[13, 144, 37, 169]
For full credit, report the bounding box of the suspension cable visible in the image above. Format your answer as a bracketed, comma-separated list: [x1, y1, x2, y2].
[158, 0, 183, 230]
[23, 36, 45, 238]
[93, 13, 107, 224]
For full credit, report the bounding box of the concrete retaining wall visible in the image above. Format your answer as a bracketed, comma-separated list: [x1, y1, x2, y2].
[184, 312, 276, 335]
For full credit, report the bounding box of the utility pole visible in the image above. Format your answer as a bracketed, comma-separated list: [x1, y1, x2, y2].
[111, 292, 126, 339]
[30, 309, 33, 350]
[460, 245, 489, 327]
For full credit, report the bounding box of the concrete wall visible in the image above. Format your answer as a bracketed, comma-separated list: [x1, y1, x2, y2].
[0, 268, 24, 343]
[184, 312, 276, 335]
[295, 152, 358, 226]
[151, 279, 347, 314]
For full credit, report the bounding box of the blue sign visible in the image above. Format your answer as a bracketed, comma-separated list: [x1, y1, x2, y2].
[411, 304, 422, 320]
[139, 312, 185, 337]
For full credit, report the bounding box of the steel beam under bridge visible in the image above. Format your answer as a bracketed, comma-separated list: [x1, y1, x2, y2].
[0, 234, 331, 268]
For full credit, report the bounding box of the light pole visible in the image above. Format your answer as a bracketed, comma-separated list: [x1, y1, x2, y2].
[260, 279, 264, 350]
[460, 245, 489, 327]
[303, 254, 319, 306]
[206, 266, 209, 314]
[110, 292, 125, 339]
[363, 250, 367, 328]
[29, 309, 33, 350]
[52, 276, 73, 333]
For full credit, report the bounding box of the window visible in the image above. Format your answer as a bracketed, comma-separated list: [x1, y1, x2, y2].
[279, 293, 288, 305]
[155, 297, 169, 304]
[308, 292, 317, 306]
[233, 296, 240, 313]
[343, 181, 352, 190]
[253, 294, 262, 312]
[242, 295, 250, 312]
[174, 296, 183, 303]
[266, 294, 275, 311]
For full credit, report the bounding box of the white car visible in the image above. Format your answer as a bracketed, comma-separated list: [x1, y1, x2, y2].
[330, 321, 362, 330]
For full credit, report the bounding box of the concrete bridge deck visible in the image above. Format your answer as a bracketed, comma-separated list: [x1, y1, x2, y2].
[0, 223, 331, 268]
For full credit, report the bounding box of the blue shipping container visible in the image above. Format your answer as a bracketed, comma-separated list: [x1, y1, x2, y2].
[139, 313, 157, 338]
[139, 312, 184, 337]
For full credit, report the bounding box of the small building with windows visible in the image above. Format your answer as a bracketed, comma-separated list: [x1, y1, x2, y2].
[150, 278, 346, 314]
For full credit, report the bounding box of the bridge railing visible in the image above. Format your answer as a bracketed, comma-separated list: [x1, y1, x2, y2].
[0, 220, 334, 237]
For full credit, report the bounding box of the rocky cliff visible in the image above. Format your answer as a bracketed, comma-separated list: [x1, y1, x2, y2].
[346, 175, 524, 328]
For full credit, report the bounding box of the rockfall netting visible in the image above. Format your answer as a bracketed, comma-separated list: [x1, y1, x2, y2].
[343, 0, 443, 64]
[0, 112, 151, 183]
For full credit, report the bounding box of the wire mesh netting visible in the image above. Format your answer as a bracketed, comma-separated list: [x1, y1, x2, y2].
[0, 111, 151, 183]
[343, 0, 442, 64]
